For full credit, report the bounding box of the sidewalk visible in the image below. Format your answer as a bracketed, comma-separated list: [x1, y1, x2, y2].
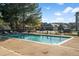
[0, 46, 21, 56]
[0, 39, 79, 56]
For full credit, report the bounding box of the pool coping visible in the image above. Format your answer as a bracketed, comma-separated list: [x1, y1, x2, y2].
[57, 37, 73, 45]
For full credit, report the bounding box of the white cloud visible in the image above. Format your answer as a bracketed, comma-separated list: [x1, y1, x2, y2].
[57, 3, 64, 5]
[53, 17, 75, 23]
[46, 7, 50, 10]
[63, 7, 73, 13]
[72, 7, 79, 12]
[62, 7, 79, 13]
[67, 17, 75, 22]
[54, 12, 62, 16]
[53, 17, 65, 23]
[42, 18, 49, 22]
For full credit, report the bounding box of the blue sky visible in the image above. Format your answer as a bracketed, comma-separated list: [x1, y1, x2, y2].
[39, 3, 79, 23]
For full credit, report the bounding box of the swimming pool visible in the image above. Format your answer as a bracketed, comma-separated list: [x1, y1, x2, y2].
[2, 34, 72, 45]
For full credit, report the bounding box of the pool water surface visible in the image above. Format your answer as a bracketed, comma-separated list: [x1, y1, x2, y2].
[2, 34, 71, 45]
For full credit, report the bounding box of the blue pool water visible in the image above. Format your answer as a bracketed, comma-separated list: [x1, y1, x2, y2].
[2, 34, 71, 44]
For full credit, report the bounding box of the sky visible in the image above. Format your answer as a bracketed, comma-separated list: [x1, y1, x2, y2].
[39, 3, 79, 23]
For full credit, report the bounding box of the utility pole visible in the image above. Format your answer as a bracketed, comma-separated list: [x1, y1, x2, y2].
[75, 12, 79, 36]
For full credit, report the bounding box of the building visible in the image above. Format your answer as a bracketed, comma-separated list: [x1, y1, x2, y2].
[40, 22, 76, 32]
[40, 23, 53, 31]
[51, 23, 59, 31]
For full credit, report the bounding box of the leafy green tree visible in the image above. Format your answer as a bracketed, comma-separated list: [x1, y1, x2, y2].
[24, 4, 41, 30]
[0, 3, 41, 31]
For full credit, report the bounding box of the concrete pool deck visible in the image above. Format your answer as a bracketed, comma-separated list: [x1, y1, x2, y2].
[0, 36, 79, 56]
[0, 46, 21, 56]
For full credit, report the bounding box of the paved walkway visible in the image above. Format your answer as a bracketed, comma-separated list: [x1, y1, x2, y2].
[0, 38, 79, 56]
[62, 36, 79, 49]
[0, 46, 21, 56]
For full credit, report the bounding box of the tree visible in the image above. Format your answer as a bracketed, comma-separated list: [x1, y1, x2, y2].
[58, 24, 64, 33]
[0, 3, 41, 30]
[0, 3, 19, 29]
[24, 4, 41, 30]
